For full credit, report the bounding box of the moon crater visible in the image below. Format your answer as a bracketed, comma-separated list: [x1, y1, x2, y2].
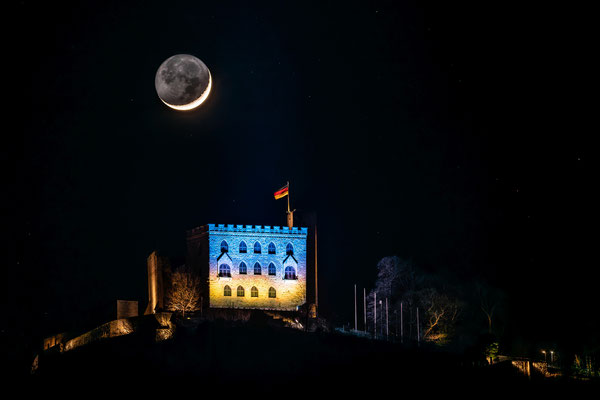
[155, 54, 211, 110]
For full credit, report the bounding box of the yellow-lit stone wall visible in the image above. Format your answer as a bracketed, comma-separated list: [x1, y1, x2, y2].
[207, 224, 307, 311]
[44, 313, 174, 353]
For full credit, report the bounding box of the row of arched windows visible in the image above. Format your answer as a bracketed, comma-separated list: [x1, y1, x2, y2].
[221, 241, 294, 255]
[223, 285, 277, 298]
[218, 263, 297, 279]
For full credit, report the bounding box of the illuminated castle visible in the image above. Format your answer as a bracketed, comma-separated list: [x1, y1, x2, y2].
[186, 224, 308, 311]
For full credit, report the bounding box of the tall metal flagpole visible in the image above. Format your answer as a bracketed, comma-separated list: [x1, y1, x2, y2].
[416, 307, 420, 346]
[363, 288, 366, 332]
[386, 298, 389, 339]
[314, 225, 318, 312]
[287, 181, 290, 213]
[374, 292, 377, 337]
[286, 181, 294, 229]
[379, 300, 383, 336]
[354, 284, 357, 331]
[400, 302, 404, 344]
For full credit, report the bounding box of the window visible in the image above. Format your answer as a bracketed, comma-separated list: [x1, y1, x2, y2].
[221, 240, 229, 253]
[239, 241, 247, 253]
[239, 262, 247, 275]
[237, 286, 245, 297]
[219, 264, 231, 278]
[286, 243, 294, 255]
[254, 242, 261, 254]
[268, 242, 276, 254]
[251, 287, 258, 297]
[268, 262, 276, 276]
[254, 262, 262, 275]
[269, 287, 276, 298]
[224, 285, 232, 296]
[284, 266, 297, 280]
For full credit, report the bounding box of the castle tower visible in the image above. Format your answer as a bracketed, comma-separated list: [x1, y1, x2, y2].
[144, 251, 171, 314]
[295, 211, 318, 318]
[187, 224, 308, 311]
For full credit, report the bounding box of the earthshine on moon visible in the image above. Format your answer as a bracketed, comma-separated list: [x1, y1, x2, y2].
[155, 54, 211, 111]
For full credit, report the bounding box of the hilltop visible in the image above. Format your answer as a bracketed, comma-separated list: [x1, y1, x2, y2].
[28, 311, 590, 395]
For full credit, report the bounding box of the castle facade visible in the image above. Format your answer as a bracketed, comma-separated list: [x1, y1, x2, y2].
[186, 224, 307, 311]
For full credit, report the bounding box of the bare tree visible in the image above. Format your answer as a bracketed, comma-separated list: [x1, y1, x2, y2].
[165, 266, 201, 317]
[475, 282, 506, 335]
[375, 256, 420, 298]
[367, 256, 463, 344]
[366, 257, 415, 335]
[418, 287, 461, 343]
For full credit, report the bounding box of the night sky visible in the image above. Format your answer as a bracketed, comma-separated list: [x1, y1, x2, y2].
[12, 1, 596, 349]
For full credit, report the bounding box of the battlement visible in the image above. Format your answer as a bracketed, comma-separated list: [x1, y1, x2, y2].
[189, 224, 308, 236]
[185, 222, 308, 312]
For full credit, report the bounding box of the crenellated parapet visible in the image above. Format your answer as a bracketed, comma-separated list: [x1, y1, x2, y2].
[202, 224, 308, 235]
[186, 223, 308, 312]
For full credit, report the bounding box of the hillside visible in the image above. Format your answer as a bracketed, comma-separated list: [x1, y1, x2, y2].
[30, 313, 572, 395]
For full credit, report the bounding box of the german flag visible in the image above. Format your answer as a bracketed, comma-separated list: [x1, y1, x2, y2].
[274, 183, 289, 200]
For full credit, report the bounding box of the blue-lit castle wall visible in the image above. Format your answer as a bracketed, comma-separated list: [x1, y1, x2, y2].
[187, 224, 307, 311]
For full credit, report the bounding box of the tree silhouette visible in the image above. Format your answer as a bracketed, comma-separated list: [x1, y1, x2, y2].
[475, 281, 506, 336]
[165, 266, 201, 317]
[367, 256, 463, 344]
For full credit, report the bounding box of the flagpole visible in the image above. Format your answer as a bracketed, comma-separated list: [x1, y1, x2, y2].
[386, 298, 389, 339]
[374, 292, 377, 338]
[363, 288, 366, 332]
[400, 301, 404, 344]
[354, 284, 357, 331]
[275, 182, 294, 229]
[417, 307, 420, 346]
[287, 181, 290, 213]
[286, 181, 294, 228]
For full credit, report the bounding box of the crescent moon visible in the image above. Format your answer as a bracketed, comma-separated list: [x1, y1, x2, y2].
[159, 71, 212, 111]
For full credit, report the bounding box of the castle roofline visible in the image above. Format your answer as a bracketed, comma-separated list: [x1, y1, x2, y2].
[187, 224, 308, 236]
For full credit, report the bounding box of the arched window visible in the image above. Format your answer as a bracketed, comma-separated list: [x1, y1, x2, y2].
[219, 264, 231, 277]
[284, 266, 297, 280]
[254, 242, 261, 254]
[239, 241, 247, 253]
[268, 242, 276, 254]
[254, 262, 262, 275]
[251, 287, 259, 297]
[269, 287, 276, 298]
[286, 243, 294, 255]
[268, 262, 276, 276]
[221, 240, 229, 253]
[239, 262, 247, 275]
[237, 286, 245, 297]
[224, 285, 232, 296]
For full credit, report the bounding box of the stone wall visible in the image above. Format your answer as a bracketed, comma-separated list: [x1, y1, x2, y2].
[206, 224, 307, 311]
[43, 333, 66, 351]
[117, 300, 139, 319]
[44, 313, 174, 354]
[63, 319, 135, 352]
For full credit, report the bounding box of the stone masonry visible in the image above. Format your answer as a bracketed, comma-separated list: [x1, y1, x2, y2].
[187, 224, 307, 311]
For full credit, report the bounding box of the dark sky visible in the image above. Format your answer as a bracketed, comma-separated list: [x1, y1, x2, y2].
[12, 1, 596, 346]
